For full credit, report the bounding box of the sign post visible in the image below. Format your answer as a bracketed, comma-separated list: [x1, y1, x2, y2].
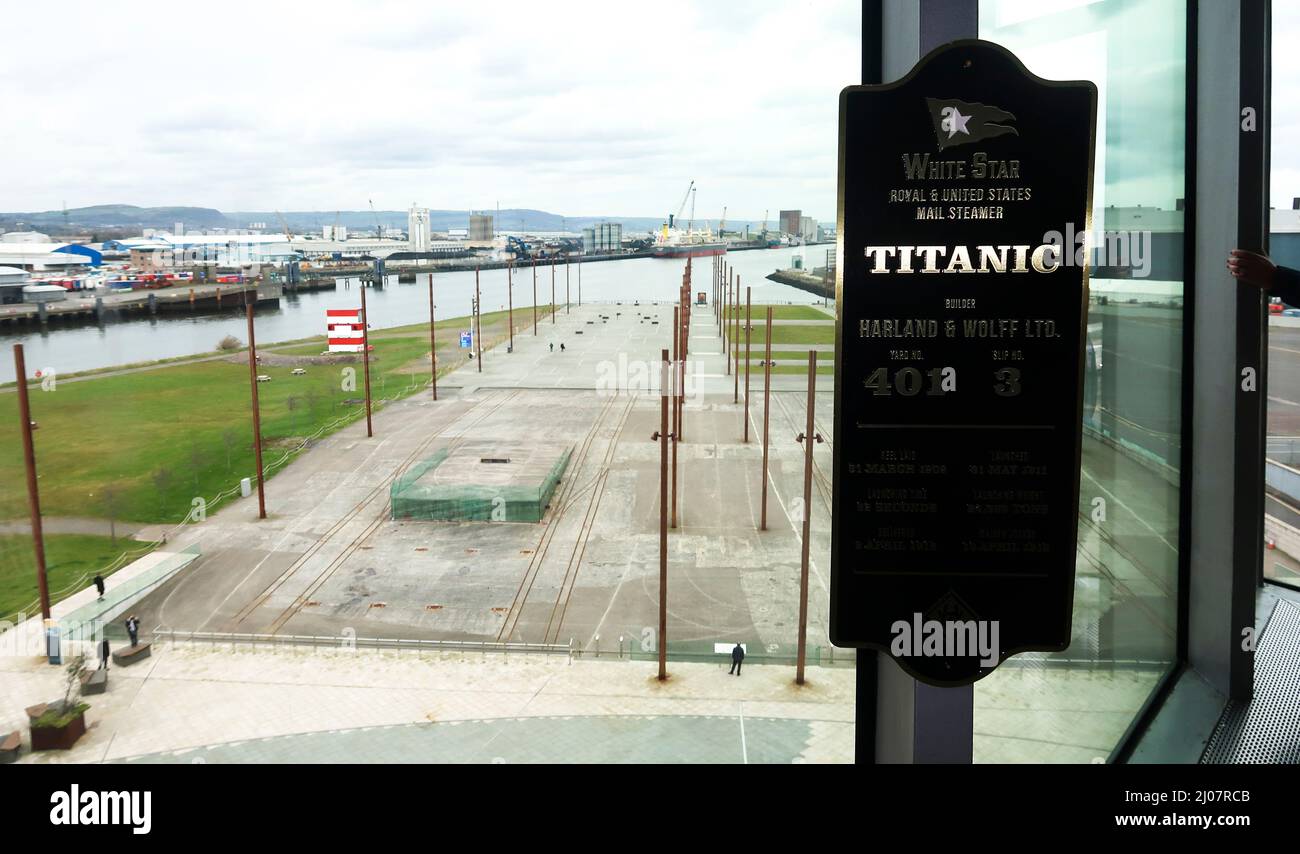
[830, 40, 1096, 704]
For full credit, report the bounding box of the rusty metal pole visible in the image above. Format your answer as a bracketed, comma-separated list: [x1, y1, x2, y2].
[671, 304, 679, 530]
[657, 348, 669, 681]
[726, 267, 733, 357]
[796, 350, 818, 685]
[245, 300, 268, 518]
[578, 253, 582, 306]
[12, 344, 50, 620]
[720, 263, 725, 336]
[550, 260, 556, 324]
[532, 258, 538, 333]
[761, 306, 772, 531]
[475, 267, 483, 373]
[744, 287, 752, 442]
[680, 281, 687, 443]
[507, 262, 514, 352]
[360, 281, 374, 438]
[565, 255, 570, 314]
[723, 268, 730, 374]
[733, 276, 741, 404]
[717, 263, 722, 342]
[428, 272, 438, 399]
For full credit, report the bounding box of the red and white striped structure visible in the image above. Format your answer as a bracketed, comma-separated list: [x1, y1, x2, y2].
[327, 308, 364, 353]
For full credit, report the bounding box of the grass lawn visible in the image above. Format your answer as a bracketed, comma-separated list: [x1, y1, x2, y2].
[0, 534, 149, 620]
[0, 306, 551, 526]
[722, 305, 832, 321]
[737, 363, 836, 376]
[728, 324, 835, 346]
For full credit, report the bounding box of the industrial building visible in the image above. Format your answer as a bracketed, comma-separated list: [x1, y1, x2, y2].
[0, 265, 31, 304]
[1275, 200, 1300, 270]
[106, 234, 295, 267]
[0, 238, 102, 270]
[289, 236, 463, 260]
[779, 209, 802, 236]
[408, 206, 431, 253]
[582, 222, 623, 254]
[469, 214, 494, 242]
[0, 231, 51, 243]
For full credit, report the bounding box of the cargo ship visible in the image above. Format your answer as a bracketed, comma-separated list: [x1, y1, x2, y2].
[651, 224, 725, 259]
[653, 180, 726, 258]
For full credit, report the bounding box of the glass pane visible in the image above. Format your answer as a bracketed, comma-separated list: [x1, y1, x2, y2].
[1265, 3, 1300, 590]
[978, 0, 1185, 762]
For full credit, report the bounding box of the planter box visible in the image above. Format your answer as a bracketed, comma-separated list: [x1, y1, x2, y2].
[29, 710, 87, 751]
[27, 702, 89, 751]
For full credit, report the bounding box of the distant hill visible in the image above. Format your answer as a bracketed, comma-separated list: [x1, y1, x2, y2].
[0, 205, 231, 231]
[1, 204, 782, 237]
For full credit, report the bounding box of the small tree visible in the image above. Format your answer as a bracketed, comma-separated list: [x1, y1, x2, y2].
[217, 334, 242, 351]
[101, 484, 123, 546]
[152, 467, 174, 517]
[305, 387, 320, 424]
[287, 395, 302, 438]
[188, 446, 205, 493]
[61, 655, 87, 714]
[221, 428, 238, 472]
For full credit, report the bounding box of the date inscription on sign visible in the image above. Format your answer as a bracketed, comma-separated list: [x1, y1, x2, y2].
[829, 40, 1097, 686]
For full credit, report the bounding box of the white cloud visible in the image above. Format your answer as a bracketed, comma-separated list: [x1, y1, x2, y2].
[1273, 2, 1300, 208]
[0, 0, 861, 221]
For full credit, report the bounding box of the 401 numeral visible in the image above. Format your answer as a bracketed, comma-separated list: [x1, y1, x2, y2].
[863, 366, 956, 396]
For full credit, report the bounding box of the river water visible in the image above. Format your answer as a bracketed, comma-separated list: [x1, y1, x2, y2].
[0, 246, 833, 383]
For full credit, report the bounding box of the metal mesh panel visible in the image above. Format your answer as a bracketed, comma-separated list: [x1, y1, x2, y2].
[1201, 599, 1300, 764]
[390, 446, 572, 523]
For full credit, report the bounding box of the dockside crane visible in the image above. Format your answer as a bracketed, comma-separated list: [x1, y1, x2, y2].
[275, 210, 293, 242]
[369, 199, 383, 239]
[718, 206, 727, 238]
[669, 179, 695, 229]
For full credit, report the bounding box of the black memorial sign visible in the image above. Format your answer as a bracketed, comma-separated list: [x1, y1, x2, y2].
[829, 41, 1097, 686]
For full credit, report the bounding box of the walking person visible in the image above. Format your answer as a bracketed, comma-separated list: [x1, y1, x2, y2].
[125, 614, 139, 648]
[728, 642, 745, 676]
[549, 342, 554, 352]
[99, 638, 110, 670]
[93, 574, 105, 601]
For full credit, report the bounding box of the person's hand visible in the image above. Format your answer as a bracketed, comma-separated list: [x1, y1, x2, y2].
[1227, 249, 1277, 290]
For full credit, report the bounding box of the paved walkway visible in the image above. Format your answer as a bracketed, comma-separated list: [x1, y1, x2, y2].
[1, 642, 855, 764]
[0, 516, 149, 539]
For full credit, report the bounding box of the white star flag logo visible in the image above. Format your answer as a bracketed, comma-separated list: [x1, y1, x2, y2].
[940, 106, 971, 139]
[926, 97, 1018, 151]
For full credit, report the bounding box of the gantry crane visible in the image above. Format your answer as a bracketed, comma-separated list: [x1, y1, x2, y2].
[671, 180, 695, 229]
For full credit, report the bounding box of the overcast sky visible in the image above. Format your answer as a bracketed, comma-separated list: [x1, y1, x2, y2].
[0, 1, 1294, 220]
[1272, 3, 1300, 210]
[0, 0, 859, 221]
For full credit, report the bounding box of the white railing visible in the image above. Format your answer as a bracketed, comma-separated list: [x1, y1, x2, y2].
[150, 628, 570, 657]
